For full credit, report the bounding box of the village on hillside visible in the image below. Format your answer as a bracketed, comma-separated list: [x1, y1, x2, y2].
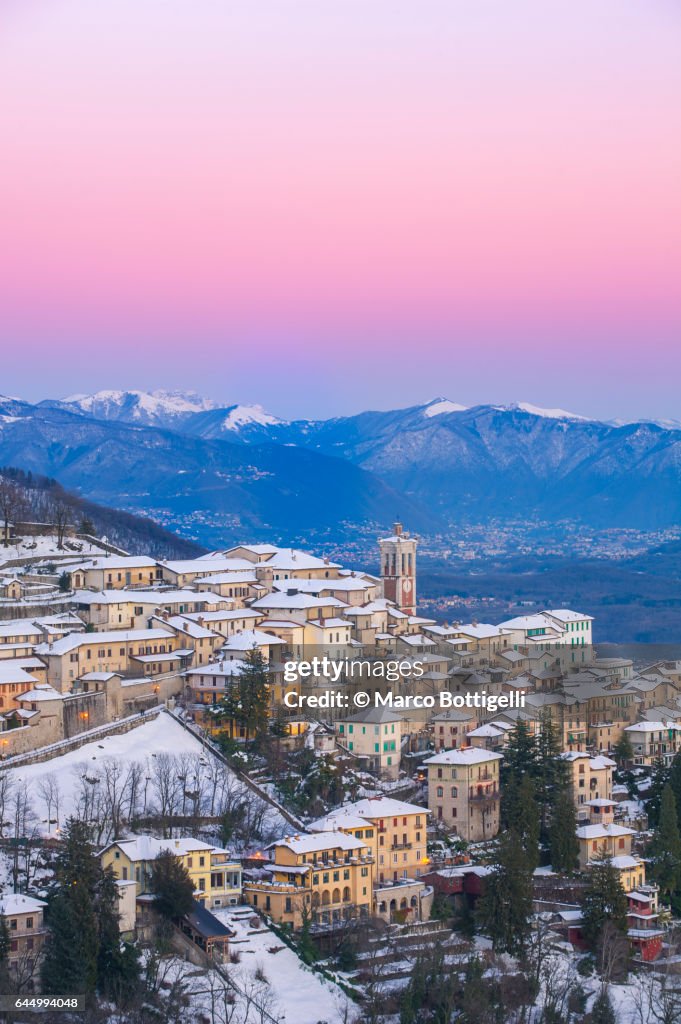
[0, 482, 680, 1023]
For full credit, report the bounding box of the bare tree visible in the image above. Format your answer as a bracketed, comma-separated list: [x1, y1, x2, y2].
[10, 783, 38, 892]
[0, 478, 27, 546]
[36, 774, 62, 833]
[0, 769, 15, 837]
[150, 752, 182, 835]
[100, 757, 127, 839]
[124, 761, 144, 822]
[50, 497, 72, 550]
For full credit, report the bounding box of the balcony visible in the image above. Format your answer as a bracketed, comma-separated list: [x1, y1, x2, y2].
[469, 788, 499, 804]
[391, 842, 413, 851]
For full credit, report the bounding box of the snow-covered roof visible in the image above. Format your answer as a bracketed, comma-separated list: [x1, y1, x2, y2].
[69, 555, 158, 571]
[467, 724, 504, 738]
[161, 557, 255, 575]
[267, 832, 367, 855]
[271, 577, 373, 594]
[340, 706, 404, 725]
[250, 593, 347, 611]
[625, 720, 680, 733]
[185, 659, 247, 678]
[35, 627, 174, 655]
[16, 683, 63, 702]
[184, 609, 261, 623]
[544, 609, 594, 623]
[0, 894, 47, 916]
[608, 855, 640, 869]
[454, 623, 510, 640]
[102, 835, 227, 862]
[0, 663, 39, 686]
[424, 747, 503, 766]
[576, 823, 634, 840]
[72, 588, 213, 606]
[193, 572, 258, 586]
[222, 629, 285, 650]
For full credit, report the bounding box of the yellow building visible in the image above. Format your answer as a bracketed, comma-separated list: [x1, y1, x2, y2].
[308, 796, 429, 884]
[575, 823, 635, 870]
[101, 835, 242, 910]
[424, 747, 503, 841]
[243, 831, 374, 929]
[34, 627, 183, 690]
[68, 556, 161, 590]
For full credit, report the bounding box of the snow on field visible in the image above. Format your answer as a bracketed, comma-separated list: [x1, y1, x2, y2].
[3, 712, 288, 840]
[0, 533, 104, 567]
[214, 906, 354, 1024]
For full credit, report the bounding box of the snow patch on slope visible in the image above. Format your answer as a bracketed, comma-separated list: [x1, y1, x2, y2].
[423, 398, 468, 418]
[221, 404, 282, 430]
[513, 402, 589, 421]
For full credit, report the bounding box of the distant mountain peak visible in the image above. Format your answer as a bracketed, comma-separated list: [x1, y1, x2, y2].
[422, 398, 468, 418]
[511, 402, 589, 421]
[221, 404, 283, 430]
[61, 389, 218, 428]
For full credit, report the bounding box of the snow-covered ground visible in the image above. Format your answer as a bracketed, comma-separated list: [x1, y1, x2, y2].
[3, 712, 288, 842]
[0, 533, 105, 568]
[213, 906, 354, 1024]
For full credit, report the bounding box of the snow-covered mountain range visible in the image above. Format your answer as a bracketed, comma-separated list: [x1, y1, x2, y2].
[2, 389, 681, 536]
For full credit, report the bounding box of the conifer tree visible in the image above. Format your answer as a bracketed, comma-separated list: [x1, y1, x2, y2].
[42, 818, 140, 1001]
[218, 646, 270, 740]
[477, 828, 533, 955]
[502, 773, 541, 870]
[149, 849, 195, 920]
[581, 856, 628, 952]
[549, 790, 579, 874]
[668, 750, 681, 825]
[612, 732, 633, 769]
[644, 756, 669, 828]
[589, 988, 616, 1024]
[649, 783, 681, 898]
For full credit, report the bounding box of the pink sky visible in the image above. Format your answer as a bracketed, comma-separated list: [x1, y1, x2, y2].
[1, 0, 680, 419]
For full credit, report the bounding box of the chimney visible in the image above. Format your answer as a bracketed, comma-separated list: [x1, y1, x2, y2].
[393, 521, 403, 537]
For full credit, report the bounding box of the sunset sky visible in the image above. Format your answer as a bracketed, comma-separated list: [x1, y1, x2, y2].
[1, 0, 680, 419]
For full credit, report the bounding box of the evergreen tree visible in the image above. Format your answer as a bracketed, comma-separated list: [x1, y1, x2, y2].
[501, 720, 540, 784]
[581, 856, 628, 952]
[589, 988, 616, 1024]
[668, 751, 681, 826]
[502, 774, 540, 870]
[477, 829, 533, 955]
[536, 710, 569, 836]
[612, 733, 633, 769]
[217, 647, 270, 740]
[149, 849, 195, 920]
[649, 783, 681, 898]
[41, 818, 139, 1001]
[549, 790, 580, 873]
[644, 756, 669, 828]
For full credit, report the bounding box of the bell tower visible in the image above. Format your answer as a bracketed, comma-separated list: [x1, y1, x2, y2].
[379, 521, 417, 616]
